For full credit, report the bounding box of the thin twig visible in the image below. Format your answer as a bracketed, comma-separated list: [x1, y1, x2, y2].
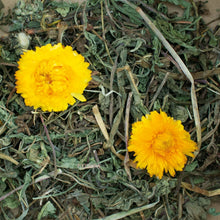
[124, 92, 133, 181]
[96, 197, 160, 220]
[40, 113, 57, 177]
[136, 0, 169, 20]
[149, 72, 169, 111]
[0, 170, 62, 202]
[159, 67, 220, 80]
[104, 0, 121, 29]
[0, 62, 18, 67]
[101, 0, 114, 65]
[109, 55, 119, 126]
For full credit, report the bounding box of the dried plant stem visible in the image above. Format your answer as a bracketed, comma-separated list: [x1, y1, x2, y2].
[101, 1, 114, 65]
[57, 22, 68, 44]
[92, 105, 122, 158]
[149, 72, 169, 111]
[124, 92, 133, 181]
[125, 93, 133, 148]
[96, 197, 159, 220]
[92, 105, 109, 142]
[0, 152, 19, 165]
[0, 170, 62, 202]
[109, 55, 119, 126]
[122, 0, 201, 150]
[181, 182, 220, 197]
[40, 113, 57, 177]
[0, 62, 17, 67]
[159, 67, 220, 80]
[104, 0, 121, 29]
[93, 105, 137, 168]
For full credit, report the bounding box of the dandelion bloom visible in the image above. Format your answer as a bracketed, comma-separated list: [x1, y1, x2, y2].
[128, 110, 197, 179]
[15, 43, 92, 112]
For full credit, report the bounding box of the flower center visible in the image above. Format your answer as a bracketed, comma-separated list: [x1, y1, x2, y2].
[35, 60, 69, 95]
[153, 132, 174, 155]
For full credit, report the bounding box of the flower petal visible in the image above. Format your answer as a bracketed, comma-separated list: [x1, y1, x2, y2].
[71, 93, 87, 102]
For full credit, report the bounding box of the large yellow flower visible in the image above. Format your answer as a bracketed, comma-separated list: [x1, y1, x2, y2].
[128, 110, 197, 179]
[15, 43, 92, 112]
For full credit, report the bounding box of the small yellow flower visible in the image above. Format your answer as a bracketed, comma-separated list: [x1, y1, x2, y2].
[15, 43, 92, 112]
[128, 110, 197, 179]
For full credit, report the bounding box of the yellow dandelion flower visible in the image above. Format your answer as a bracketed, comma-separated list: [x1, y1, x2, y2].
[128, 110, 197, 179]
[15, 43, 92, 112]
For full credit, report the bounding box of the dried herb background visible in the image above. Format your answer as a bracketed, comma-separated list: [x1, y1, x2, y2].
[0, 0, 219, 219]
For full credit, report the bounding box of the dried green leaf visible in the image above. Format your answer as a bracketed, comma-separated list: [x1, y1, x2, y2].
[185, 201, 207, 220]
[37, 201, 56, 220]
[160, 0, 191, 18]
[171, 105, 189, 122]
[55, 7, 70, 17]
[208, 208, 220, 217]
[112, 0, 143, 25]
[155, 179, 177, 196]
[71, 189, 90, 214]
[130, 38, 146, 52]
[19, 171, 31, 201]
[2, 194, 19, 209]
[57, 157, 79, 169]
[185, 161, 198, 172]
[0, 180, 6, 194]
